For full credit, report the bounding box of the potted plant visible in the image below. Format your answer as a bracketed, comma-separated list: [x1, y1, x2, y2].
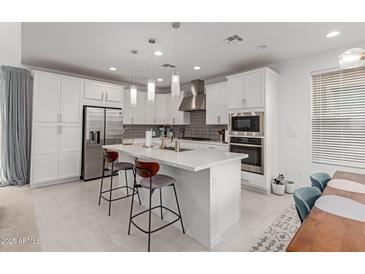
[272, 174, 285, 195]
[285, 180, 296, 194]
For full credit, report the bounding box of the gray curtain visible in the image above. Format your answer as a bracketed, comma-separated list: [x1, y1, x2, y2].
[0, 66, 33, 186]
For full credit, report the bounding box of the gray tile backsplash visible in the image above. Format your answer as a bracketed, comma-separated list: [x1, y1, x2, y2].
[123, 110, 227, 141]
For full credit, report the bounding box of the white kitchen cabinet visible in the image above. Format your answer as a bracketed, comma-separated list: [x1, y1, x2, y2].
[155, 94, 168, 124]
[33, 73, 60, 123]
[58, 124, 82, 180]
[144, 93, 157, 124]
[244, 70, 264, 109]
[83, 80, 123, 108]
[123, 89, 146, 124]
[34, 73, 83, 123]
[60, 77, 82, 123]
[227, 74, 245, 110]
[167, 91, 190, 125]
[226, 68, 267, 111]
[127, 91, 145, 124]
[31, 71, 83, 187]
[206, 82, 228, 125]
[31, 124, 59, 184]
[31, 123, 82, 185]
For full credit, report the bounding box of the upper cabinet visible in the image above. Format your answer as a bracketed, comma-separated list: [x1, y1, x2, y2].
[226, 68, 268, 111]
[33, 72, 82, 123]
[244, 70, 264, 109]
[167, 91, 190, 125]
[155, 94, 168, 124]
[206, 82, 228, 125]
[227, 74, 245, 110]
[83, 80, 124, 108]
[123, 90, 145, 125]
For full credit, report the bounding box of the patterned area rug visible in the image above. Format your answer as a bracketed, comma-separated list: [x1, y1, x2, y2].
[250, 204, 300, 252]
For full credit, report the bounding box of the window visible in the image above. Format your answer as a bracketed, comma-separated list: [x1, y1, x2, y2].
[311, 67, 365, 168]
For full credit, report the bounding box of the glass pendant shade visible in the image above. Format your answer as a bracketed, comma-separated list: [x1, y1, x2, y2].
[171, 73, 180, 98]
[338, 48, 365, 69]
[147, 79, 155, 102]
[130, 85, 137, 106]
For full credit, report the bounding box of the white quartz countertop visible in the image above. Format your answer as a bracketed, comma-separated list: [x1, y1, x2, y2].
[103, 144, 246, 172]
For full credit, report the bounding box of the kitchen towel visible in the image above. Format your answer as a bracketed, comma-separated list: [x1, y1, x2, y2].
[315, 195, 365, 222]
[327, 179, 365, 194]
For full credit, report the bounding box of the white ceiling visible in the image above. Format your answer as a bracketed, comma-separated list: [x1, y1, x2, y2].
[22, 22, 365, 89]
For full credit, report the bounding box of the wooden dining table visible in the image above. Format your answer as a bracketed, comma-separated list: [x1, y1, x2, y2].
[287, 170, 365, 252]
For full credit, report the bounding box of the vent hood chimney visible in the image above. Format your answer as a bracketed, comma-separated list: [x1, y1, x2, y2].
[178, 79, 206, 111]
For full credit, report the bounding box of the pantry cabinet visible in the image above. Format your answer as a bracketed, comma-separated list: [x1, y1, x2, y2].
[206, 82, 228, 125]
[31, 71, 83, 187]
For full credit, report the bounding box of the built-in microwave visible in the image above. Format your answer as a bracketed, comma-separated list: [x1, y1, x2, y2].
[229, 112, 264, 137]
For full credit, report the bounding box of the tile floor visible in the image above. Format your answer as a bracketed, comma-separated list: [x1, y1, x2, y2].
[31, 179, 293, 251]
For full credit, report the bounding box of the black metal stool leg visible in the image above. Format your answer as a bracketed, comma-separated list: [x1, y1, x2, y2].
[128, 175, 136, 235]
[98, 158, 105, 206]
[108, 163, 114, 216]
[172, 184, 185, 234]
[148, 187, 152, 252]
[159, 188, 163, 219]
[125, 170, 129, 196]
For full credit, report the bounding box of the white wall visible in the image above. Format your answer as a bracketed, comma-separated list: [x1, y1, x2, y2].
[0, 23, 22, 67]
[271, 42, 365, 187]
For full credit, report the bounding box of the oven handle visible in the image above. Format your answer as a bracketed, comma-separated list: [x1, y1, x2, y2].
[230, 143, 263, 148]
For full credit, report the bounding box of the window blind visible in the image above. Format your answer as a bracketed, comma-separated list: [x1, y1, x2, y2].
[311, 67, 365, 168]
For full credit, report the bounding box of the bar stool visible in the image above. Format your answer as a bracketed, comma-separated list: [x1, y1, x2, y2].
[98, 149, 141, 216]
[128, 159, 185, 252]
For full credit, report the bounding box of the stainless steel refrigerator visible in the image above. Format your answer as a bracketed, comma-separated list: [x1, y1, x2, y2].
[81, 106, 123, 181]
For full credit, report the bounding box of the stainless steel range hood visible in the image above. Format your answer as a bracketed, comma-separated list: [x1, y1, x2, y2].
[178, 79, 206, 111]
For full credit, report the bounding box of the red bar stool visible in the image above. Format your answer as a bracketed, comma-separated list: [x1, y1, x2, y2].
[98, 149, 141, 216]
[128, 159, 185, 252]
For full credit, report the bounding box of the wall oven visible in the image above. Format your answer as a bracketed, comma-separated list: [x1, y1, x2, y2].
[229, 112, 264, 137]
[229, 136, 264, 174]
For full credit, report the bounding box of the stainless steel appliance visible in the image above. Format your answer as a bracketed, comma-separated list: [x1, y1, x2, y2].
[81, 106, 123, 181]
[229, 136, 264, 174]
[229, 112, 264, 136]
[178, 79, 206, 111]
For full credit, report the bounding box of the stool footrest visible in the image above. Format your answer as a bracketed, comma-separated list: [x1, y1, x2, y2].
[100, 186, 137, 202]
[130, 205, 182, 234]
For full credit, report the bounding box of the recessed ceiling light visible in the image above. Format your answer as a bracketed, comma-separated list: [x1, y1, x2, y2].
[326, 31, 340, 38]
[154, 51, 163, 56]
[194, 66, 201, 70]
[157, 78, 163, 82]
[109, 67, 117, 71]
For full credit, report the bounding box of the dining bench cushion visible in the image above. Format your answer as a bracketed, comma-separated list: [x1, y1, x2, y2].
[140, 174, 176, 189]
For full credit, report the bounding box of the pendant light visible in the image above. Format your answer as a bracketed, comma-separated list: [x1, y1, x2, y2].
[338, 48, 365, 69]
[147, 38, 156, 103]
[130, 50, 138, 107]
[171, 22, 181, 99]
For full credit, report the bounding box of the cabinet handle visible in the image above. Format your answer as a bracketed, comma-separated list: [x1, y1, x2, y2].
[208, 146, 216, 149]
[101, 92, 104, 101]
[105, 92, 108, 101]
[59, 125, 62, 134]
[217, 115, 221, 124]
[154, 118, 156, 124]
[173, 118, 175, 124]
[131, 117, 134, 124]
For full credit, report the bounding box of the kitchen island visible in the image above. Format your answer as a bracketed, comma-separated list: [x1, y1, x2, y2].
[103, 143, 246, 249]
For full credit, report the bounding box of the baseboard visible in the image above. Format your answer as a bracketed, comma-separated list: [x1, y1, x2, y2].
[30, 177, 80, 188]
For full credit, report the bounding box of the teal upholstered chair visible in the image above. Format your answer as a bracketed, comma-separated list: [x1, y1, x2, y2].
[310, 172, 331, 192]
[293, 187, 321, 223]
